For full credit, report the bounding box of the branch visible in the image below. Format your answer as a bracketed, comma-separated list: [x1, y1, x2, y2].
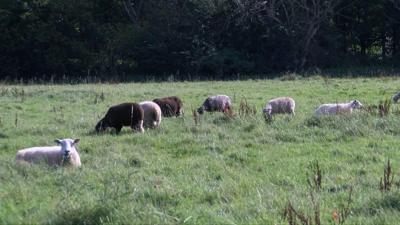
[122, 0, 144, 27]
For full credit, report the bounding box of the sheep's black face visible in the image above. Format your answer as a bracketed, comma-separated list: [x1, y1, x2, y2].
[63, 149, 70, 158]
[197, 107, 204, 115]
[95, 119, 108, 132]
[352, 100, 363, 109]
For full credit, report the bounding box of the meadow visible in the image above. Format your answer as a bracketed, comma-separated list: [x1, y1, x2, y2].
[1, 76, 400, 225]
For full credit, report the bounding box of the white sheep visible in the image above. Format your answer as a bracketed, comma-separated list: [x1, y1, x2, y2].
[315, 100, 363, 116]
[139, 101, 162, 128]
[16, 139, 81, 167]
[262, 97, 295, 120]
[197, 95, 232, 114]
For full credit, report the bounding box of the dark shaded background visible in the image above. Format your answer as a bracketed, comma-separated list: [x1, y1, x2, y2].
[1, 0, 399, 81]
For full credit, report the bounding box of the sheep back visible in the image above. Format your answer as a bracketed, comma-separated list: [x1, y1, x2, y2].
[264, 97, 295, 115]
[139, 101, 162, 128]
[315, 100, 362, 115]
[153, 96, 183, 117]
[198, 95, 232, 114]
[16, 146, 64, 165]
[96, 102, 144, 133]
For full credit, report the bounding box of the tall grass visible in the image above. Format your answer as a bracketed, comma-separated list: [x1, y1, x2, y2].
[1, 77, 400, 224]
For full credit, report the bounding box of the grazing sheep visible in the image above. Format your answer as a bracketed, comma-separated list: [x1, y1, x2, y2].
[153, 96, 183, 117]
[139, 101, 162, 128]
[262, 97, 296, 120]
[95, 102, 144, 134]
[197, 95, 232, 114]
[16, 139, 81, 167]
[392, 92, 400, 103]
[315, 100, 363, 116]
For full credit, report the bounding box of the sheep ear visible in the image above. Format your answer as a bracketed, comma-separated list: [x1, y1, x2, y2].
[73, 139, 80, 144]
[54, 139, 62, 144]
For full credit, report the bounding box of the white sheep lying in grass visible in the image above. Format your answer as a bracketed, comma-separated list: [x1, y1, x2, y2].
[262, 97, 296, 120]
[139, 101, 162, 128]
[16, 139, 81, 167]
[315, 100, 363, 116]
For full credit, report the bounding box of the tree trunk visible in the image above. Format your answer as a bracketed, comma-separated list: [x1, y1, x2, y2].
[393, 26, 398, 56]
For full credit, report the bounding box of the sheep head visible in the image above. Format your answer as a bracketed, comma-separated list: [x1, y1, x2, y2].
[198, 98, 212, 114]
[95, 118, 109, 132]
[197, 106, 205, 114]
[55, 138, 79, 159]
[351, 100, 363, 109]
[262, 108, 272, 121]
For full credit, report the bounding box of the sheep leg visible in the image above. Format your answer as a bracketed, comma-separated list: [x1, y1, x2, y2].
[288, 111, 295, 120]
[115, 126, 122, 134]
[132, 120, 144, 133]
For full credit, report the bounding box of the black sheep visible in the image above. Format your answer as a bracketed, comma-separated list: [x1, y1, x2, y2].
[95, 102, 144, 134]
[153, 96, 183, 117]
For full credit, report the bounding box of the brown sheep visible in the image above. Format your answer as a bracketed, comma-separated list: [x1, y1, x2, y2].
[153, 96, 183, 117]
[95, 102, 144, 134]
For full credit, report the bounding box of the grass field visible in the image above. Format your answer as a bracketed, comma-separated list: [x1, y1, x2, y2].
[1, 77, 400, 225]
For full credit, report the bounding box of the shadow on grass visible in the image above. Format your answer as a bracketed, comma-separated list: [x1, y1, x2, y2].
[212, 116, 233, 126]
[84, 129, 137, 136]
[358, 191, 400, 216]
[51, 205, 111, 225]
[0, 132, 8, 139]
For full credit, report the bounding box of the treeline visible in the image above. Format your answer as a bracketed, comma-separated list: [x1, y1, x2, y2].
[1, 0, 400, 81]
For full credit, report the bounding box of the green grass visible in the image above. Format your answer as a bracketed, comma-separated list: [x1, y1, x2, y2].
[1, 76, 400, 224]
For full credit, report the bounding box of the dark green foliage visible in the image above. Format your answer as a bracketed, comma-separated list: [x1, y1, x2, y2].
[0, 0, 400, 80]
[366, 192, 400, 215]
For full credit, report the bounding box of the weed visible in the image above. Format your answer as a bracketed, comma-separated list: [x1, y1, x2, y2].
[333, 187, 353, 225]
[362, 104, 378, 116]
[193, 109, 200, 125]
[322, 76, 331, 86]
[284, 164, 322, 225]
[281, 72, 298, 81]
[93, 92, 106, 104]
[284, 201, 312, 225]
[308, 161, 322, 192]
[238, 98, 256, 119]
[378, 99, 391, 117]
[380, 159, 394, 192]
[11, 87, 25, 102]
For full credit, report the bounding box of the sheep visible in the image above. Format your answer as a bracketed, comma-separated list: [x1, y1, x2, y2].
[392, 92, 400, 103]
[315, 100, 363, 116]
[139, 101, 162, 128]
[16, 139, 81, 167]
[197, 95, 232, 114]
[262, 97, 296, 120]
[95, 102, 144, 134]
[153, 96, 183, 117]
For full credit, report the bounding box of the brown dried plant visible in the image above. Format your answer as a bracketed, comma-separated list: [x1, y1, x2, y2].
[238, 99, 256, 118]
[379, 99, 391, 117]
[193, 109, 200, 125]
[380, 159, 394, 192]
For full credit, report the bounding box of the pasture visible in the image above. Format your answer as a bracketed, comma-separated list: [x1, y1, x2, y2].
[1, 77, 400, 224]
